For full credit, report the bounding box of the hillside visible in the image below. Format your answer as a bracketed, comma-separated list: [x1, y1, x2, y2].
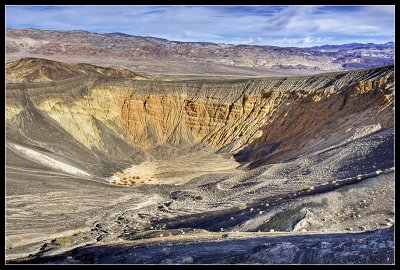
[6, 57, 146, 83]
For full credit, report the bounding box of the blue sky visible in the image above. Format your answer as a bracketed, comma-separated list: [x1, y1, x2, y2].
[5, 5, 395, 47]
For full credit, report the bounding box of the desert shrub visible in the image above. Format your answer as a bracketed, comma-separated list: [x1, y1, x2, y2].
[238, 203, 247, 210]
[58, 237, 72, 245]
[298, 182, 312, 191]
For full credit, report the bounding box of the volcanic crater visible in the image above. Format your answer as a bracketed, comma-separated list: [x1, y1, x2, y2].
[5, 58, 394, 263]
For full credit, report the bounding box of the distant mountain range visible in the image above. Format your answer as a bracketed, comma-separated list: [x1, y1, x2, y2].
[309, 42, 394, 52]
[6, 28, 394, 75]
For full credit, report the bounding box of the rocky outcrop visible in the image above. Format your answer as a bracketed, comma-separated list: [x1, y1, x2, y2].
[9, 227, 394, 264]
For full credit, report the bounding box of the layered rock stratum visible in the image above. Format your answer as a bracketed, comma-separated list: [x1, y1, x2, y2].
[5, 58, 394, 264]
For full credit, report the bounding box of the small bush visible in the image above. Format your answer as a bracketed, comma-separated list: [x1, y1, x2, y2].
[238, 203, 247, 210]
[58, 237, 72, 245]
[298, 182, 312, 191]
